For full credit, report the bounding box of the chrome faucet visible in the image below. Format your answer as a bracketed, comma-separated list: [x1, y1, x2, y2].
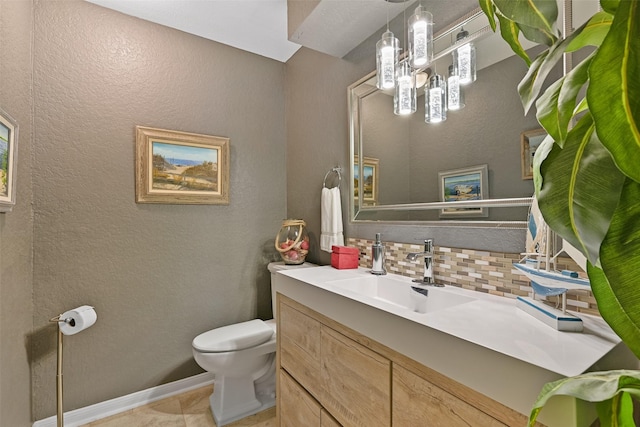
[407, 239, 443, 286]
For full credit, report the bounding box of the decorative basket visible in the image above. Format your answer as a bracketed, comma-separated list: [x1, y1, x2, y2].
[275, 219, 309, 265]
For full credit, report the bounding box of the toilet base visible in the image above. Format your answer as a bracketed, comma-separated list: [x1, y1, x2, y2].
[209, 358, 276, 426]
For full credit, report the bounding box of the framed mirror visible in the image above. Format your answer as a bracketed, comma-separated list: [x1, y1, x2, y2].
[349, 8, 546, 226]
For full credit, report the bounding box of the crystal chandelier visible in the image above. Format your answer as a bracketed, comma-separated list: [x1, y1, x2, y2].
[375, 0, 477, 123]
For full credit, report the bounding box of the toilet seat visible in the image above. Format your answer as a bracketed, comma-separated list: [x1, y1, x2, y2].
[193, 319, 274, 353]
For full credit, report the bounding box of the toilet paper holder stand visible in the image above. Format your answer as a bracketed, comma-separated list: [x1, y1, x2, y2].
[48, 314, 78, 427]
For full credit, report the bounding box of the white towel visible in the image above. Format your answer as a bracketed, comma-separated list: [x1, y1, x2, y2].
[320, 187, 344, 252]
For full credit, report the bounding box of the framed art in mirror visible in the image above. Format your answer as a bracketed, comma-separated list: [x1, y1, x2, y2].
[521, 128, 547, 180]
[439, 164, 488, 218]
[0, 108, 18, 213]
[135, 126, 230, 205]
[354, 156, 379, 205]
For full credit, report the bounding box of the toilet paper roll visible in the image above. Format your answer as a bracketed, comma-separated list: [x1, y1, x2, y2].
[59, 305, 97, 336]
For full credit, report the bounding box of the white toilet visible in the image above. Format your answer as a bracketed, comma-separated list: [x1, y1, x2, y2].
[192, 261, 316, 426]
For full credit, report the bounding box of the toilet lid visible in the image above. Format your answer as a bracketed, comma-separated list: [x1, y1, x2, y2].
[192, 319, 274, 352]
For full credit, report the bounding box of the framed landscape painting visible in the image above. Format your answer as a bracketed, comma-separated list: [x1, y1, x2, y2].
[0, 108, 18, 212]
[438, 164, 488, 218]
[135, 126, 229, 204]
[353, 156, 379, 205]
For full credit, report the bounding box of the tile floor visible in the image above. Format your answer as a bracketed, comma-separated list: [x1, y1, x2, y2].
[81, 385, 275, 427]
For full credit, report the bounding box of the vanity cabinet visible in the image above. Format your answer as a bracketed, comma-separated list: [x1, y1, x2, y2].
[277, 295, 531, 427]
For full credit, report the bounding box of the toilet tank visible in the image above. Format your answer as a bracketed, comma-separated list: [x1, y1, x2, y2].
[268, 261, 317, 319]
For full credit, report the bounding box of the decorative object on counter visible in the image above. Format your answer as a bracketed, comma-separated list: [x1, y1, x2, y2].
[320, 168, 344, 252]
[0, 107, 18, 213]
[330, 245, 359, 270]
[50, 306, 98, 427]
[370, 233, 387, 275]
[438, 164, 488, 218]
[514, 196, 589, 332]
[275, 219, 309, 265]
[135, 126, 230, 205]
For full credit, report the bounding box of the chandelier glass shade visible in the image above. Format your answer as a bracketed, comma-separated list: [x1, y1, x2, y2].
[453, 28, 476, 85]
[408, 5, 433, 68]
[447, 64, 465, 111]
[394, 59, 417, 115]
[376, 30, 399, 90]
[425, 74, 447, 123]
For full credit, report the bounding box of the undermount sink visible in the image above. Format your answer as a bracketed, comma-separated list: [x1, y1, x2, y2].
[326, 274, 475, 314]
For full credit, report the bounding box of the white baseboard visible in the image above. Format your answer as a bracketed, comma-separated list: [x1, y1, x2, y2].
[33, 372, 215, 427]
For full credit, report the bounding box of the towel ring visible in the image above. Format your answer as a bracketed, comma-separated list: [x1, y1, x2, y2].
[323, 167, 342, 189]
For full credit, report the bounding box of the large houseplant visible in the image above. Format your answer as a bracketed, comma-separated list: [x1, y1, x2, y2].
[479, 0, 640, 424]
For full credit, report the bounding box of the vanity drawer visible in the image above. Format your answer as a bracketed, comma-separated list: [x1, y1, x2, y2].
[392, 363, 508, 427]
[280, 369, 321, 427]
[278, 299, 322, 398]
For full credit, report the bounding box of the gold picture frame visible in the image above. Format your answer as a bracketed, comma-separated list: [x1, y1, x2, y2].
[521, 128, 547, 180]
[354, 156, 379, 205]
[135, 126, 230, 204]
[0, 108, 18, 213]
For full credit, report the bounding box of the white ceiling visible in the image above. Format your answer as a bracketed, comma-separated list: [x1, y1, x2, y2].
[86, 0, 302, 62]
[85, 0, 417, 62]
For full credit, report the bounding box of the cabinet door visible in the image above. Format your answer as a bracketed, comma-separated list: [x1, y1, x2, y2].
[320, 326, 391, 427]
[279, 301, 322, 397]
[321, 409, 342, 427]
[279, 369, 321, 427]
[393, 364, 507, 427]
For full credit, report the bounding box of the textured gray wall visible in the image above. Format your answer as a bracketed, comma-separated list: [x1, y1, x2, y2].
[29, 0, 286, 420]
[0, 0, 35, 426]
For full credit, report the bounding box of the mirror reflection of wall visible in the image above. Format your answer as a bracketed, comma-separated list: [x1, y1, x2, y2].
[358, 44, 557, 221]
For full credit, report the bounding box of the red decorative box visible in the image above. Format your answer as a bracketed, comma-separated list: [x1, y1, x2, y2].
[331, 245, 360, 269]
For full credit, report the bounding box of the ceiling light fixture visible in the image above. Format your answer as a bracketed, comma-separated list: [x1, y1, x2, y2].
[376, 1, 478, 123]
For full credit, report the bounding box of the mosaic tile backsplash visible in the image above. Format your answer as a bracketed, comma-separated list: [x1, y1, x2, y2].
[347, 237, 599, 316]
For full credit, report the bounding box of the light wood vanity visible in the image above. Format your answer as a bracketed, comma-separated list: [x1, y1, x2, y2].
[273, 266, 634, 427]
[277, 295, 527, 426]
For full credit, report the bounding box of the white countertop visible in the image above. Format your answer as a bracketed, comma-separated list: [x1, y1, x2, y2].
[279, 266, 622, 378]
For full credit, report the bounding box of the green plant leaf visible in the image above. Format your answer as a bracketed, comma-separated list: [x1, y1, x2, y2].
[600, 0, 620, 15]
[593, 177, 640, 359]
[588, 0, 640, 183]
[566, 11, 613, 52]
[529, 370, 640, 426]
[518, 21, 556, 46]
[532, 134, 554, 194]
[495, 12, 532, 65]
[536, 52, 594, 146]
[478, 0, 497, 31]
[537, 113, 625, 264]
[493, 0, 559, 43]
[595, 392, 635, 427]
